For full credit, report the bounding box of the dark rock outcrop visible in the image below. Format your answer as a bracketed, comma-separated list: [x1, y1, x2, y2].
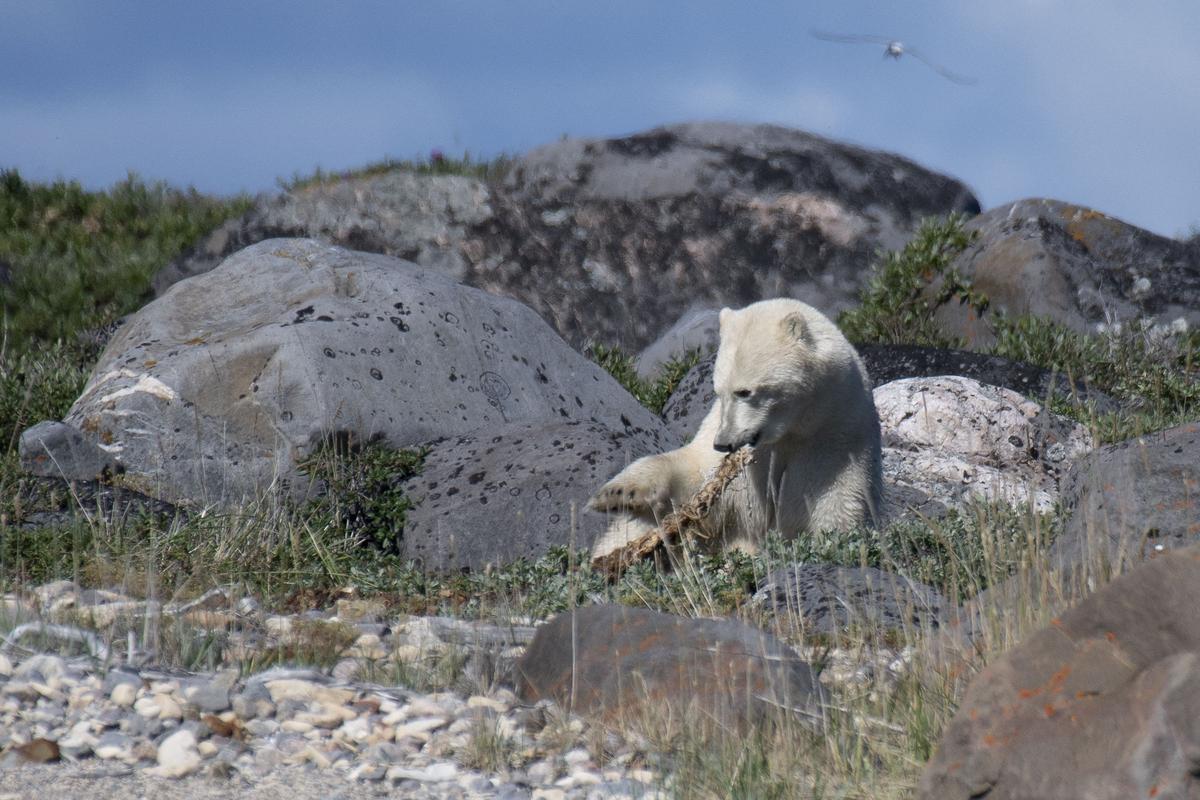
[156, 122, 978, 352]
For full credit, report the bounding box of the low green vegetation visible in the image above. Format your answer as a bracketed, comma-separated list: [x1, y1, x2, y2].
[0, 168, 251, 352]
[587, 344, 701, 415]
[838, 213, 983, 349]
[279, 150, 513, 192]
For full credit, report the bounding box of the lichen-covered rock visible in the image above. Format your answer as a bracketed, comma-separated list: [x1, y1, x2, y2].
[398, 420, 675, 570]
[753, 564, 946, 634]
[920, 546, 1200, 800]
[1049, 421, 1200, 579]
[515, 604, 825, 734]
[877, 376, 1095, 516]
[61, 238, 663, 506]
[937, 198, 1200, 347]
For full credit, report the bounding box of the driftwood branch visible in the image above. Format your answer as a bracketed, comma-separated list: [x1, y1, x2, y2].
[591, 447, 754, 578]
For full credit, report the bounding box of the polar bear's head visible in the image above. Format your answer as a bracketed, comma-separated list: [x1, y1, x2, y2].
[710, 298, 851, 452]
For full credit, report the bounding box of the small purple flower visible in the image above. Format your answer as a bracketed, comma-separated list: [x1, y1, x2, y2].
[430, 148, 445, 164]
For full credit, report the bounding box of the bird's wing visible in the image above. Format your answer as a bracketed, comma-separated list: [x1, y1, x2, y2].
[903, 46, 978, 85]
[809, 29, 895, 46]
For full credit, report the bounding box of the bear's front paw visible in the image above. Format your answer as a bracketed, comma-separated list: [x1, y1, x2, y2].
[588, 470, 672, 516]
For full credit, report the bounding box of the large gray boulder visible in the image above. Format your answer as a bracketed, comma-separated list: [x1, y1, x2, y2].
[1049, 421, 1200, 579]
[155, 123, 979, 352]
[467, 121, 978, 350]
[920, 546, 1200, 800]
[936, 198, 1200, 347]
[153, 173, 493, 294]
[398, 421, 675, 570]
[58, 239, 664, 507]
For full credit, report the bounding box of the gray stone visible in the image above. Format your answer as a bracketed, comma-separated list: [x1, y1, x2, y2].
[754, 564, 946, 634]
[231, 681, 275, 720]
[633, 308, 719, 381]
[936, 198, 1200, 347]
[102, 668, 142, 694]
[63, 238, 663, 507]
[399, 420, 675, 569]
[185, 669, 238, 713]
[467, 121, 979, 351]
[1049, 421, 1200, 579]
[515, 605, 825, 735]
[18, 420, 116, 480]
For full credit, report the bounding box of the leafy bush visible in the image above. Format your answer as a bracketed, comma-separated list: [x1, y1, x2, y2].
[838, 214, 981, 348]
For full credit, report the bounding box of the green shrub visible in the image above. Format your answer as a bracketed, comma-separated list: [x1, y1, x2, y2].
[838, 214, 981, 348]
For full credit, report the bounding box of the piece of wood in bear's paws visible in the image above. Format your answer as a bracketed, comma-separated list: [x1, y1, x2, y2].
[590, 447, 754, 578]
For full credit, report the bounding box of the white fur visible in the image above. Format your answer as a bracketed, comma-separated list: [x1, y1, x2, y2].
[589, 298, 883, 557]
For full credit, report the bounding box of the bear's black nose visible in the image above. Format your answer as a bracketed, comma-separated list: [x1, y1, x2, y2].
[713, 440, 735, 453]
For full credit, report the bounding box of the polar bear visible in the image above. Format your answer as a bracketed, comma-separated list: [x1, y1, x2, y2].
[589, 298, 883, 557]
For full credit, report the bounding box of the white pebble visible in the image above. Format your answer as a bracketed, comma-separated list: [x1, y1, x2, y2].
[147, 730, 202, 778]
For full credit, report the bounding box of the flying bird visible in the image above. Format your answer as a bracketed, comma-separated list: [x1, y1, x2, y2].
[810, 29, 978, 85]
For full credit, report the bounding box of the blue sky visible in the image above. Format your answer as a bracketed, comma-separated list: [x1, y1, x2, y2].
[3, 1, 1198, 237]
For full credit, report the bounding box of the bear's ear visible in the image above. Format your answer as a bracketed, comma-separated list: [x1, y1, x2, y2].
[719, 308, 733, 327]
[781, 312, 808, 342]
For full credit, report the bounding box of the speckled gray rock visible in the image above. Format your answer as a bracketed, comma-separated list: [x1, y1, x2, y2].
[466, 121, 979, 350]
[19, 420, 117, 480]
[753, 564, 946, 634]
[399, 420, 675, 569]
[152, 173, 494, 295]
[878, 376, 1095, 518]
[1049, 421, 1200, 578]
[59, 239, 663, 507]
[936, 198, 1200, 347]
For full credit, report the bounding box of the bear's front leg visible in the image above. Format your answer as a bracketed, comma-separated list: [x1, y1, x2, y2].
[587, 453, 677, 518]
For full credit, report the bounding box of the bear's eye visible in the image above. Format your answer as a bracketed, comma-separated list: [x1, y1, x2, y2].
[733, 389, 753, 399]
